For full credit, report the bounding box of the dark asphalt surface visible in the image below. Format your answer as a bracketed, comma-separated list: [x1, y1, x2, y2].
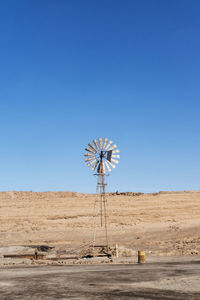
[0, 259, 200, 299]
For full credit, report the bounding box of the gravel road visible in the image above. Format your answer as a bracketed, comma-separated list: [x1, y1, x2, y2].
[0, 257, 200, 299]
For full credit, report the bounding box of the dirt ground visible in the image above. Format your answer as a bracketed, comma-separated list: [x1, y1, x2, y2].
[0, 190, 200, 256]
[1, 190, 200, 299]
[1, 257, 200, 299]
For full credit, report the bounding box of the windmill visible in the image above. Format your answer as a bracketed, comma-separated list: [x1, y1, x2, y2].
[84, 138, 120, 250]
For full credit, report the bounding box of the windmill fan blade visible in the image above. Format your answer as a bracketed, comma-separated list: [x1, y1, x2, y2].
[85, 157, 96, 162]
[107, 144, 117, 151]
[112, 154, 120, 159]
[104, 140, 113, 150]
[98, 138, 103, 149]
[84, 138, 119, 173]
[106, 160, 116, 169]
[93, 139, 99, 150]
[87, 158, 97, 167]
[113, 149, 120, 154]
[88, 142, 98, 152]
[84, 152, 95, 157]
[102, 137, 108, 149]
[104, 160, 111, 172]
[92, 160, 99, 171]
[85, 146, 96, 154]
[111, 158, 119, 164]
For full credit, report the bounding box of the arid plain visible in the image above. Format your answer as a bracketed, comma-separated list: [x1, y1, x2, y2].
[1, 191, 200, 299]
[0, 190, 200, 256]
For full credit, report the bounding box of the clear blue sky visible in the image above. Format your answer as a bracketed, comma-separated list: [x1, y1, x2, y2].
[0, 0, 199, 193]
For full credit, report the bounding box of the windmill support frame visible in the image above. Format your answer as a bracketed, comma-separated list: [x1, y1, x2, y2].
[92, 172, 109, 250]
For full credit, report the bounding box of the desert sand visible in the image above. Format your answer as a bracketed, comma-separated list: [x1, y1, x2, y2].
[0, 190, 200, 257]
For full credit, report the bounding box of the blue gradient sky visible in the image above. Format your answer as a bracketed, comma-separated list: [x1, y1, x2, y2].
[0, 0, 200, 192]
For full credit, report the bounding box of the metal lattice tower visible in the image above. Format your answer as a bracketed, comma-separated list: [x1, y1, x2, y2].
[84, 138, 120, 249]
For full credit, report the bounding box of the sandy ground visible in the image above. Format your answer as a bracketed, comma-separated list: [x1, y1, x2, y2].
[0, 190, 200, 256]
